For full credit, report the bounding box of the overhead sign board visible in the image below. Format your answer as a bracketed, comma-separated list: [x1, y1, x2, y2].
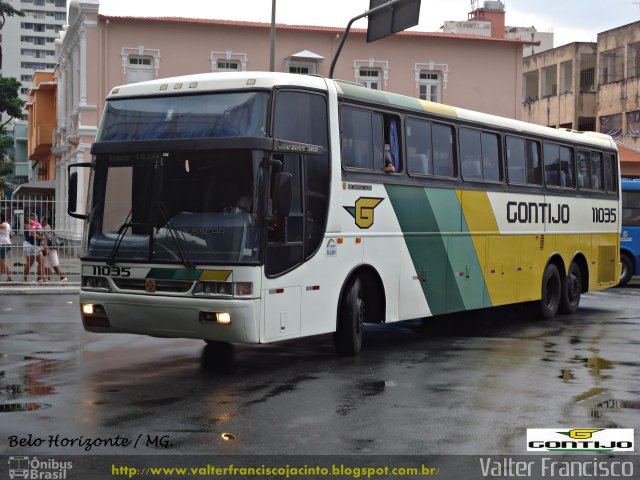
[367, 0, 422, 43]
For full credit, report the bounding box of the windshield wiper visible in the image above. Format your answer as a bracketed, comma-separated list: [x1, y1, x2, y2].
[156, 201, 195, 269]
[107, 209, 133, 265]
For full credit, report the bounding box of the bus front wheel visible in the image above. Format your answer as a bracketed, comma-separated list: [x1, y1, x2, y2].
[334, 277, 364, 356]
[539, 263, 561, 320]
[619, 254, 634, 286]
[560, 262, 581, 314]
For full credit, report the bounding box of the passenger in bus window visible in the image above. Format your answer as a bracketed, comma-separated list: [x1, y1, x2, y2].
[383, 144, 395, 173]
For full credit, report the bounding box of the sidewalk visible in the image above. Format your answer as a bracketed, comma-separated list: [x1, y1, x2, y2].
[0, 280, 80, 295]
[0, 254, 81, 294]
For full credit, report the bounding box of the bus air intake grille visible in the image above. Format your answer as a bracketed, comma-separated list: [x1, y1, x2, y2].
[113, 278, 193, 293]
[539, 235, 545, 250]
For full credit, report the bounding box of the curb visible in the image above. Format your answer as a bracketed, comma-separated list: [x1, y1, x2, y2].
[0, 283, 81, 295]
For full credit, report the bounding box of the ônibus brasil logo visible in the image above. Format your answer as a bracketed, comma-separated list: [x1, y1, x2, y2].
[527, 428, 634, 452]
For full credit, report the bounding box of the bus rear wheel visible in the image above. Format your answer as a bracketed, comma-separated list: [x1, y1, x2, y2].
[334, 277, 364, 356]
[560, 262, 581, 314]
[539, 263, 561, 320]
[619, 254, 634, 286]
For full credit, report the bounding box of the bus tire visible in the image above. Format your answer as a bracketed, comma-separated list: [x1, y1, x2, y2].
[334, 277, 364, 356]
[619, 253, 634, 286]
[539, 263, 561, 320]
[560, 262, 581, 314]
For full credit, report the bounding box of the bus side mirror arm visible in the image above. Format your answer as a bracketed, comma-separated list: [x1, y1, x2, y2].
[68, 162, 93, 220]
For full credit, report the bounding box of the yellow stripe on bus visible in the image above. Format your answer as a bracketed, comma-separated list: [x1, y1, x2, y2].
[199, 270, 232, 281]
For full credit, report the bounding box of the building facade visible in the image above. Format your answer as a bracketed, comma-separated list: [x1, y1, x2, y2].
[441, 1, 553, 57]
[1, 0, 66, 183]
[521, 21, 640, 176]
[0, 0, 66, 103]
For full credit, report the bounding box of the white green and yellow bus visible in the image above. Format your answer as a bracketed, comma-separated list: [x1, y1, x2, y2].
[71, 72, 620, 356]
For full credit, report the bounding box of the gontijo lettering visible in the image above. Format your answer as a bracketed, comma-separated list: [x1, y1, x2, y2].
[506, 201, 570, 224]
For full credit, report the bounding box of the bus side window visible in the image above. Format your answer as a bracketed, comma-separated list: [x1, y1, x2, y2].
[605, 153, 618, 193]
[577, 150, 591, 189]
[341, 107, 373, 169]
[460, 128, 482, 180]
[525, 139, 541, 185]
[506, 136, 526, 184]
[591, 151, 604, 191]
[432, 123, 455, 177]
[544, 143, 558, 186]
[406, 118, 433, 175]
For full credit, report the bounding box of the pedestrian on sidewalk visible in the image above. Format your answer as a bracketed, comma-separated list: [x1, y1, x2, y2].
[23, 212, 46, 283]
[0, 213, 13, 282]
[40, 216, 67, 282]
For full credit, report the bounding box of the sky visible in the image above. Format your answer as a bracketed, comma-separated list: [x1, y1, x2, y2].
[97, 0, 640, 49]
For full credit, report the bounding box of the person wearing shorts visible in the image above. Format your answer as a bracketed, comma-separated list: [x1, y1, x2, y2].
[23, 213, 45, 282]
[0, 214, 13, 282]
[41, 216, 67, 282]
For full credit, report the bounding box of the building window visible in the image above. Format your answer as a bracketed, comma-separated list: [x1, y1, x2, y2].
[600, 47, 624, 84]
[127, 56, 154, 83]
[628, 111, 640, 138]
[216, 60, 240, 71]
[418, 72, 441, 102]
[541, 64, 557, 97]
[354, 59, 388, 90]
[358, 68, 381, 90]
[560, 60, 573, 94]
[121, 46, 160, 82]
[523, 70, 539, 102]
[628, 42, 640, 79]
[288, 62, 316, 75]
[579, 54, 596, 92]
[600, 114, 622, 137]
[211, 51, 247, 72]
[286, 51, 323, 75]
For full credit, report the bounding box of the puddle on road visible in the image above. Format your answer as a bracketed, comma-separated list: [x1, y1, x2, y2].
[0, 402, 51, 412]
[575, 387, 640, 420]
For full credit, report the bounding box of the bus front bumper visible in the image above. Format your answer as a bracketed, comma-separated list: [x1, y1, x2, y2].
[79, 292, 261, 343]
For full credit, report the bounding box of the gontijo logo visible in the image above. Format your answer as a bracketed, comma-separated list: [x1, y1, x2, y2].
[344, 197, 384, 229]
[527, 428, 634, 452]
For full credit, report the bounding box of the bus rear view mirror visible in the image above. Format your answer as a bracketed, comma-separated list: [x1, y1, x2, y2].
[68, 163, 93, 220]
[273, 172, 293, 217]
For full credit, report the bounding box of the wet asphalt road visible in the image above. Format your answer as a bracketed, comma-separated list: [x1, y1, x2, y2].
[0, 284, 638, 456]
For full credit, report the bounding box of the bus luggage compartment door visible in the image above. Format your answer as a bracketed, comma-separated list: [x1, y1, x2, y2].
[263, 286, 301, 341]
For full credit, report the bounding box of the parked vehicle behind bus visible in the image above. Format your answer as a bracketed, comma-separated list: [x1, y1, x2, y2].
[619, 178, 640, 285]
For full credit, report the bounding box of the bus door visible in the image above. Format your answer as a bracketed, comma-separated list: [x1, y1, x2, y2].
[262, 89, 330, 341]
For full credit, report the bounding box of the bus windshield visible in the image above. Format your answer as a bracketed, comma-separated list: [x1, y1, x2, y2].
[88, 149, 265, 265]
[97, 91, 269, 141]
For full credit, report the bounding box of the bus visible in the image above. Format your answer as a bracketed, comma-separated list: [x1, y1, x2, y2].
[620, 178, 640, 285]
[69, 72, 620, 356]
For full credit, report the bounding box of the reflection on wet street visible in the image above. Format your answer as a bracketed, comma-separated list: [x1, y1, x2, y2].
[0, 284, 639, 455]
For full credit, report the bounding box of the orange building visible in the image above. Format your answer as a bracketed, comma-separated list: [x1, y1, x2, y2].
[26, 70, 58, 183]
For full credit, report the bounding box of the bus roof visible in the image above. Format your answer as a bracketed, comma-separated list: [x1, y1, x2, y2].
[107, 71, 616, 151]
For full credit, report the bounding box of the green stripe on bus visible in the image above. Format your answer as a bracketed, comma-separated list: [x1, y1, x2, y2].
[386, 185, 489, 314]
[385, 185, 462, 314]
[146, 268, 202, 281]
